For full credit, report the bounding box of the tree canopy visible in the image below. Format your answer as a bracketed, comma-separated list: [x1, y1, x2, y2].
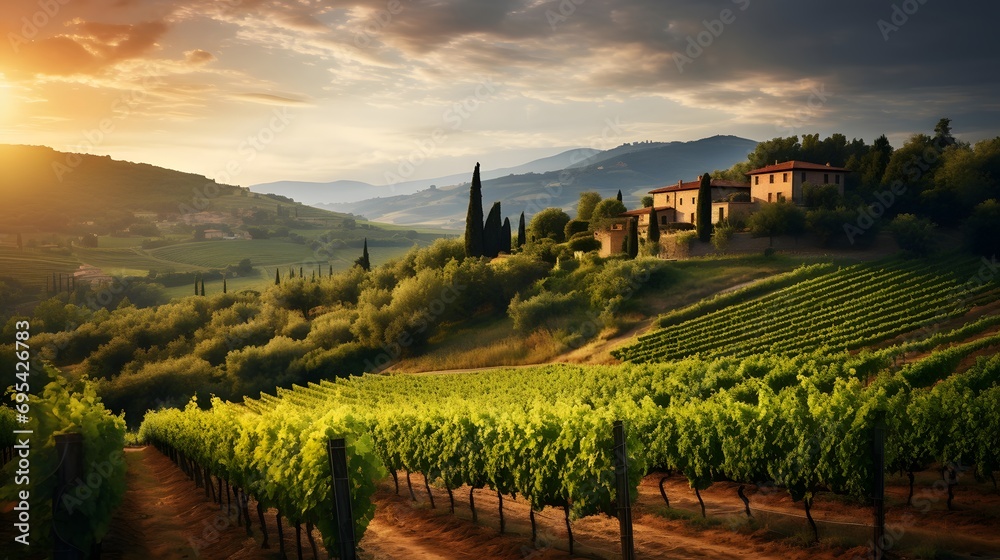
[528, 208, 571, 243]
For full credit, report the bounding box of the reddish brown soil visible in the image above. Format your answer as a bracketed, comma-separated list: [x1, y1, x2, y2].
[93, 447, 1000, 560]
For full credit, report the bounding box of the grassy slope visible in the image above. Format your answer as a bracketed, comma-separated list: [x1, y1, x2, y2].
[390, 253, 854, 372]
[393, 251, 1000, 373]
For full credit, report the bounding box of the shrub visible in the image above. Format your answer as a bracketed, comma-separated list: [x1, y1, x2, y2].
[666, 222, 695, 231]
[806, 208, 854, 247]
[564, 219, 589, 239]
[568, 236, 601, 253]
[528, 208, 571, 243]
[889, 214, 936, 256]
[590, 199, 628, 228]
[711, 221, 735, 252]
[508, 291, 582, 333]
[748, 201, 805, 244]
[675, 231, 697, 252]
[803, 183, 843, 209]
[585, 258, 675, 313]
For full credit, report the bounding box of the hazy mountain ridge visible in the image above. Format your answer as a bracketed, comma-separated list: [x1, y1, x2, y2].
[249, 147, 602, 205]
[318, 136, 758, 228]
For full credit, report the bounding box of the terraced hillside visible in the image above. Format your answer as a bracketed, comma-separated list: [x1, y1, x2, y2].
[612, 256, 999, 363]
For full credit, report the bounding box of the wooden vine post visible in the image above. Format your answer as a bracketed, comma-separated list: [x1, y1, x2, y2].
[327, 438, 357, 560]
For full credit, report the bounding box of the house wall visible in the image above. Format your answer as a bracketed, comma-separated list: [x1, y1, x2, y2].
[594, 227, 627, 257]
[798, 170, 846, 199]
[750, 169, 845, 203]
[712, 201, 757, 224]
[653, 187, 749, 225]
[750, 172, 794, 203]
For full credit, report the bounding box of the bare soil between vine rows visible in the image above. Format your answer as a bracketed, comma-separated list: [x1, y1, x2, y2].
[82, 447, 1000, 559]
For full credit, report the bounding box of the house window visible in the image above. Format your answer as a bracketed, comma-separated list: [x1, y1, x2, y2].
[754, 176, 759, 185]
[769, 174, 775, 184]
[691, 197, 695, 205]
[690, 214, 695, 223]
[768, 192, 773, 202]
[718, 207, 724, 221]
[679, 198, 683, 205]
[824, 173, 829, 184]
[778, 193, 785, 202]
[801, 172, 806, 182]
[782, 172, 788, 182]
[661, 216, 668, 225]
[835, 174, 841, 185]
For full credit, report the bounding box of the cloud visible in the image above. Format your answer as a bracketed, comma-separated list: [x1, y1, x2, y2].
[0, 19, 169, 78]
[184, 49, 215, 64]
[229, 92, 312, 106]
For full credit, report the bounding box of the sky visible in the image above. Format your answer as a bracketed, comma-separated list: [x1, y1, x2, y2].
[0, 0, 998, 186]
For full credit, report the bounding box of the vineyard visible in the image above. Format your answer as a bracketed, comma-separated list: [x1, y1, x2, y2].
[138, 317, 1000, 555]
[0, 371, 127, 555]
[612, 256, 998, 363]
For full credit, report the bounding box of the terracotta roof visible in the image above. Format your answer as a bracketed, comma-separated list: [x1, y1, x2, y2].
[746, 160, 850, 175]
[620, 205, 672, 216]
[648, 178, 749, 194]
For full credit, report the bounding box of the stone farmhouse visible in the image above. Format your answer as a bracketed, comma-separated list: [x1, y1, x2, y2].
[595, 160, 849, 256]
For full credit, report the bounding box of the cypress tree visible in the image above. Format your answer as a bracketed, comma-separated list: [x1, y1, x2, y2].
[289, 267, 294, 279]
[517, 212, 526, 249]
[200, 278, 205, 296]
[627, 216, 639, 259]
[299, 266, 303, 278]
[223, 275, 227, 294]
[328, 265, 333, 277]
[697, 172, 712, 242]
[501, 217, 512, 254]
[483, 201, 502, 258]
[648, 206, 660, 243]
[355, 238, 371, 271]
[464, 163, 485, 258]
[275, 269, 280, 285]
[616, 189, 623, 203]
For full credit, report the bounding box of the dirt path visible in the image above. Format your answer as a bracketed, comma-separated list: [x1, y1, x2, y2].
[101, 447, 267, 559]
[384, 473, 856, 560]
[103, 448, 1000, 560]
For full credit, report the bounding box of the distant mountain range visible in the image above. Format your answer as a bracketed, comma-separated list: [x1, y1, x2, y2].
[248, 148, 602, 205]
[308, 135, 758, 229]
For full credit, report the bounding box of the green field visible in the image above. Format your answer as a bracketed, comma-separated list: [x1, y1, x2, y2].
[156, 244, 415, 299]
[149, 239, 321, 268]
[1, 233, 435, 303]
[74, 246, 202, 276]
[0, 247, 80, 290]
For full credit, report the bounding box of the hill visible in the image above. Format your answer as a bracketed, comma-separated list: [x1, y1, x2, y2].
[613, 256, 1000, 363]
[0, 145, 450, 303]
[318, 135, 757, 228]
[248, 147, 602, 205]
[0, 144, 360, 233]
